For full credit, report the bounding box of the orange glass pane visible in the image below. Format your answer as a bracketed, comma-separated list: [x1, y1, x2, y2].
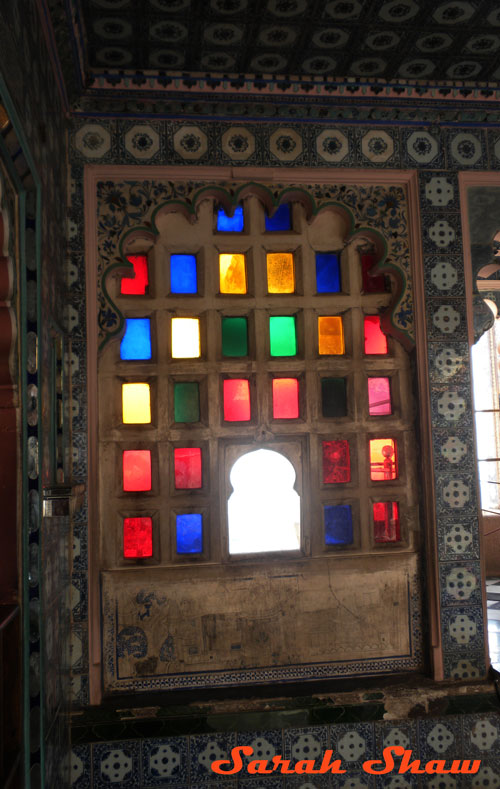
[123, 517, 153, 558]
[219, 254, 247, 294]
[318, 316, 344, 355]
[223, 379, 251, 421]
[373, 502, 400, 542]
[364, 316, 388, 354]
[267, 253, 295, 293]
[369, 438, 397, 481]
[272, 378, 299, 419]
[123, 450, 152, 491]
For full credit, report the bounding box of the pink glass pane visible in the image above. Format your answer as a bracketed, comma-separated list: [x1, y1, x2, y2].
[123, 517, 153, 558]
[364, 316, 388, 355]
[174, 447, 202, 489]
[121, 254, 148, 295]
[373, 502, 400, 542]
[223, 379, 251, 421]
[368, 377, 392, 416]
[322, 440, 351, 484]
[123, 450, 152, 492]
[361, 253, 386, 293]
[369, 438, 397, 480]
[273, 378, 299, 419]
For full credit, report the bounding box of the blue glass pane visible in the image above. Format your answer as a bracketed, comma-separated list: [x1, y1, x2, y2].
[316, 252, 341, 293]
[176, 514, 203, 554]
[324, 505, 353, 545]
[171, 254, 197, 294]
[120, 318, 152, 360]
[217, 205, 244, 232]
[265, 203, 291, 231]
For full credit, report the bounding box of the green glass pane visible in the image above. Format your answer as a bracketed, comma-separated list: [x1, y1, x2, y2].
[269, 316, 297, 357]
[222, 317, 248, 357]
[174, 382, 200, 423]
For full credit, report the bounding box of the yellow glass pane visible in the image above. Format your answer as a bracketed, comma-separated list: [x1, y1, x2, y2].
[219, 254, 247, 294]
[318, 316, 344, 355]
[267, 252, 295, 293]
[122, 383, 151, 424]
[171, 317, 201, 358]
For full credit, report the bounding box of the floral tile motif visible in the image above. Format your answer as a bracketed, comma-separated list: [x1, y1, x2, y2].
[92, 740, 141, 788]
[437, 516, 480, 560]
[73, 123, 113, 160]
[358, 129, 399, 166]
[462, 715, 500, 756]
[428, 342, 470, 383]
[172, 124, 209, 160]
[329, 723, 375, 771]
[70, 744, 91, 788]
[268, 127, 304, 163]
[424, 255, 465, 298]
[439, 561, 482, 607]
[419, 171, 459, 211]
[189, 733, 237, 784]
[403, 128, 443, 168]
[430, 385, 472, 428]
[426, 299, 467, 340]
[441, 606, 484, 652]
[314, 128, 351, 164]
[374, 720, 419, 755]
[433, 431, 473, 471]
[417, 717, 463, 762]
[421, 214, 462, 254]
[436, 473, 476, 515]
[236, 729, 284, 764]
[123, 123, 161, 161]
[283, 726, 329, 767]
[447, 130, 486, 169]
[444, 652, 485, 681]
[221, 126, 257, 162]
[141, 735, 189, 786]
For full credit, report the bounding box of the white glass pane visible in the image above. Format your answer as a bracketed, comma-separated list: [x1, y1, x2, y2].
[478, 459, 500, 512]
[471, 327, 495, 412]
[475, 412, 499, 460]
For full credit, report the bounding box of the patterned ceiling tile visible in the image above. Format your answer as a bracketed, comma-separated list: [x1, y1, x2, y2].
[172, 125, 208, 160]
[315, 128, 349, 164]
[221, 126, 256, 160]
[359, 129, 395, 165]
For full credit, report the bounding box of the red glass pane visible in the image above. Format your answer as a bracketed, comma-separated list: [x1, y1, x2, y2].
[123, 517, 153, 558]
[364, 316, 388, 355]
[223, 379, 251, 421]
[369, 438, 397, 480]
[373, 502, 400, 542]
[273, 378, 299, 419]
[322, 440, 351, 484]
[368, 377, 392, 416]
[123, 450, 152, 491]
[121, 254, 149, 295]
[174, 447, 202, 489]
[361, 253, 386, 293]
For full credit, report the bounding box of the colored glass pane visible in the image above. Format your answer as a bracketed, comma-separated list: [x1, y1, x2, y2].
[176, 514, 203, 554]
[369, 438, 397, 480]
[223, 379, 251, 421]
[219, 254, 247, 294]
[318, 316, 344, 355]
[122, 383, 151, 424]
[171, 317, 200, 358]
[217, 205, 244, 231]
[123, 517, 153, 558]
[174, 382, 200, 423]
[364, 316, 388, 355]
[170, 254, 197, 294]
[362, 253, 386, 293]
[222, 317, 248, 357]
[122, 450, 152, 492]
[324, 505, 353, 546]
[121, 254, 148, 295]
[174, 447, 202, 489]
[321, 378, 347, 418]
[373, 501, 400, 542]
[273, 378, 299, 419]
[269, 316, 297, 357]
[265, 203, 291, 231]
[368, 377, 392, 416]
[266, 252, 295, 293]
[322, 440, 351, 484]
[120, 318, 152, 361]
[316, 252, 341, 293]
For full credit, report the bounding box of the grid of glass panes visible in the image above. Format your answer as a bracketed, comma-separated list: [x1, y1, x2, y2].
[101, 195, 415, 564]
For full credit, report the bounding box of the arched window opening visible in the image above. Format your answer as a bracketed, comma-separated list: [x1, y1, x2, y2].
[227, 449, 300, 555]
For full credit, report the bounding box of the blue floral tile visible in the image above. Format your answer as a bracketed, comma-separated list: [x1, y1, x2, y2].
[417, 717, 463, 762]
[424, 255, 465, 298]
[402, 128, 444, 168]
[189, 733, 237, 784]
[374, 720, 418, 756]
[141, 735, 189, 786]
[437, 516, 480, 560]
[421, 214, 462, 255]
[312, 126, 355, 166]
[426, 299, 467, 341]
[419, 171, 459, 212]
[267, 126, 308, 167]
[435, 473, 477, 516]
[236, 730, 284, 766]
[441, 606, 485, 652]
[443, 652, 486, 681]
[466, 760, 500, 788]
[432, 428, 474, 471]
[92, 740, 141, 788]
[70, 744, 91, 788]
[72, 121, 116, 163]
[119, 121, 163, 163]
[283, 727, 329, 767]
[462, 714, 500, 757]
[330, 723, 375, 771]
[430, 385, 472, 429]
[167, 123, 214, 165]
[216, 125, 262, 166]
[447, 129, 486, 170]
[439, 561, 482, 607]
[356, 128, 401, 168]
[428, 343, 470, 383]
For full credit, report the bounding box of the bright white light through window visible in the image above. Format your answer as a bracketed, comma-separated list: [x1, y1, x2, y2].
[472, 310, 500, 513]
[228, 449, 300, 554]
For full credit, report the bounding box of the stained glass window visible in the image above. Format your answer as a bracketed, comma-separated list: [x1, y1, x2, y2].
[272, 378, 299, 419]
[170, 254, 197, 294]
[269, 316, 297, 357]
[322, 440, 350, 484]
[122, 450, 152, 491]
[122, 383, 151, 424]
[373, 502, 400, 542]
[265, 203, 291, 231]
[123, 517, 153, 558]
[316, 252, 341, 293]
[266, 253, 295, 293]
[121, 254, 148, 295]
[369, 438, 397, 481]
[324, 505, 353, 545]
[174, 382, 200, 423]
[171, 317, 201, 358]
[222, 317, 248, 357]
[223, 379, 251, 421]
[176, 514, 203, 554]
[120, 318, 152, 361]
[364, 316, 388, 355]
[361, 253, 386, 293]
[174, 447, 202, 489]
[217, 205, 244, 232]
[318, 316, 344, 355]
[368, 377, 392, 416]
[321, 378, 347, 418]
[219, 254, 247, 294]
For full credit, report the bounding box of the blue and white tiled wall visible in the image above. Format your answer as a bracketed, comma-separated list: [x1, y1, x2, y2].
[70, 713, 500, 787]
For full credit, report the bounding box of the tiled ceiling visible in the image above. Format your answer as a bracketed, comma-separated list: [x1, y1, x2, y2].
[79, 0, 500, 84]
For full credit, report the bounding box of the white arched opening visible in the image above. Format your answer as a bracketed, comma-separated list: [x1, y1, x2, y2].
[227, 448, 300, 555]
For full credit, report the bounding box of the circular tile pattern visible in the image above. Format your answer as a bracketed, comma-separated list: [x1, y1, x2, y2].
[149, 49, 184, 67]
[379, 0, 419, 22]
[406, 130, 439, 164]
[442, 478, 470, 508]
[325, 0, 362, 19]
[428, 219, 456, 249]
[258, 26, 297, 46]
[302, 55, 336, 73]
[365, 30, 400, 50]
[398, 59, 435, 78]
[221, 126, 255, 160]
[201, 52, 236, 69]
[434, 348, 463, 379]
[450, 132, 482, 166]
[361, 130, 394, 163]
[267, 0, 307, 16]
[150, 20, 188, 42]
[426, 724, 454, 753]
[431, 260, 458, 290]
[95, 46, 133, 65]
[466, 34, 500, 53]
[433, 304, 460, 334]
[351, 57, 386, 76]
[93, 17, 133, 38]
[313, 27, 349, 48]
[441, 436, 467, 463]
[150, 0, 191, 8]
[448, 613, 476, 644]
[173, 125, 208, 160]
[416, 32, 453, 51]
[316, 129, 349, 163]
[74, 123, 112, 159]
[470, 720, 499, 751]
[425, 176, 454, 207]
[433, 1, 475, 24]
[337, 730, 366, 761]
[449, 658, 480, 679]
[444, 523, 472, 553]
[210, 0, 248, 11]
[250, 53, 288, 71]
[124, 124, 160, 160]
[204, 23, 243, 45]
[446, 567, 477, 601]
[446, 60, 482, 79]
[269, 127, 302, 161]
